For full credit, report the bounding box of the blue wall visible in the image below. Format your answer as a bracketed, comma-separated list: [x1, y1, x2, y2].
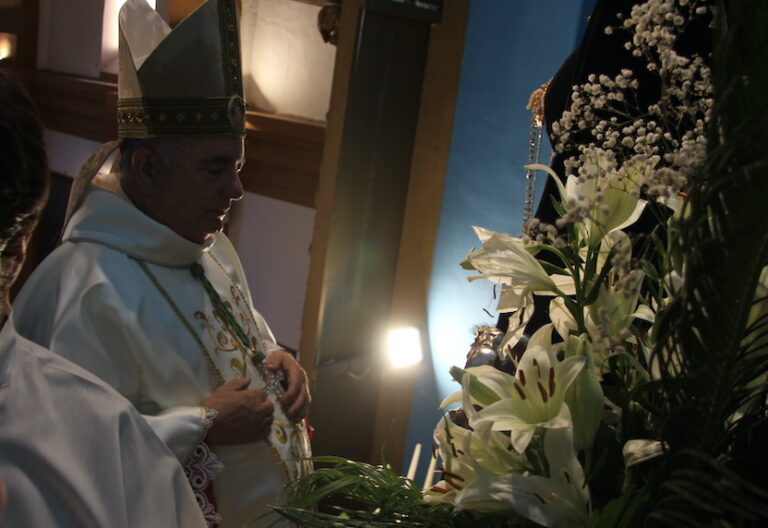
[403, 0, 596, 485]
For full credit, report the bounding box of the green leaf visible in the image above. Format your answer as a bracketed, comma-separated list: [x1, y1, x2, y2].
[449, 367, 500, 407]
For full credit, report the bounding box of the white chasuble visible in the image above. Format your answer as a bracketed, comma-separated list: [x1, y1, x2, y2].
[0, 314, 207, 528]
[14, 189, 312, 528]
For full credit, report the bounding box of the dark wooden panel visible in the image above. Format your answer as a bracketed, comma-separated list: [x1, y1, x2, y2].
[300, 0, 468, 471]
[17, 69, 119, 142]
[16, 0, 37, 69]
[240, 162, 319, 208]
[244, 113, 324, 207]
[308, 361, 382, 461]
[12, 70, 324, 207]
[371, 0, 469, 473]
[314, 6, 430, 364]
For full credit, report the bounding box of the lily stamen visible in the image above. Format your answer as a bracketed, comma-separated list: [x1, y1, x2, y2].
[533, 492, 547, 504]
[537, 381, 549, 402]
[439, 467, 466, 482]
[444, 477, 464, 491]
[519, 369, 527, 386]
[514, 382, 527, 399]
[549, 367, 556, 396]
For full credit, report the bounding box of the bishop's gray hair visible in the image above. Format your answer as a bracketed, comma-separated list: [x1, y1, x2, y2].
[119, 137, 192, 177]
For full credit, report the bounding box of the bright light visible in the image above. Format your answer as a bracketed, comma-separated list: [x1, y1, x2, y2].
[0, 33, 16, 61]
[387, 327, 423, 368]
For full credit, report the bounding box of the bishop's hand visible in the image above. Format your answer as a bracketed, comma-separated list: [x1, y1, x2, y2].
[264, 350, 311, 422]
[201, 377, 274, 445]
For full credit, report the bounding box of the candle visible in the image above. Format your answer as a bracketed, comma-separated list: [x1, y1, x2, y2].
[405, 443, 421, 481]
[422, 450, 438, 490]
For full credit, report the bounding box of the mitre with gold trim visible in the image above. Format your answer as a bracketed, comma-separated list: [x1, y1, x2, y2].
[117, 0, 245, 138]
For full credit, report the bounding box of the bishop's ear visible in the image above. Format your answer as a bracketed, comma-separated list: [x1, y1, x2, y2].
[129, 145, 159, 195]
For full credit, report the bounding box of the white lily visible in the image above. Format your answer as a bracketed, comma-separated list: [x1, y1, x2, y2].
[744, 266, 768, 357]
[424, 417, 526, 512]
[563, 334, 604, 450]
[468, 330, 585, 452]
[584, 175, 646, 248]
[466, 226, 567, 296]
[623, 439, 664, 468]
[550, 295, 579, 341]
[497, 291, 535, 356]
[658, 191, 685, 218]
[479, 413, 591, 527]
[585, 269, 645, 369]
[590, 229, 632, 280]
[465, 225, 576, 353]
[622, 439, 664, 490]
[730, 266, 768, 424]
[527, 157, 647, 248]
[422, 417, 478, 507]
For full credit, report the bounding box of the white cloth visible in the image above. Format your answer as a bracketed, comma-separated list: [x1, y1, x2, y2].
[14, 188, 310, 528]
[0, 313, 207, 528]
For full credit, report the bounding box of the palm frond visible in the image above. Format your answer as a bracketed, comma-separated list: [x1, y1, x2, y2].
[646, 450, 768, 527]
[584, 486, 650, 528]
[261, 456, 517, 528]
[646, 0, 768, 524]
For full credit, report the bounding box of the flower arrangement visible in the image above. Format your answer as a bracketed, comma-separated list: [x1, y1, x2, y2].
[264, 0, 768, 526]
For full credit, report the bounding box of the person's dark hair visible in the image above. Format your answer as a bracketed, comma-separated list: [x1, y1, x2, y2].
[0, 71, 49, 247]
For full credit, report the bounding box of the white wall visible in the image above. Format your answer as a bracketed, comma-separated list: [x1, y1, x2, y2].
[43, 130, 100, 178]
[240, 0, 335, 122]
[37, 0, 103, 77]
[227, 192, 315, 352]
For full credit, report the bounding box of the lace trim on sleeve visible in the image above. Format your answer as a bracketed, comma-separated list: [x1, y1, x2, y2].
[185, 407, 224, 527]
[200, 406, 217, 433]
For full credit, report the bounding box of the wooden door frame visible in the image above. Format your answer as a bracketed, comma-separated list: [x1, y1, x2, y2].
[299, 0, 469, 471]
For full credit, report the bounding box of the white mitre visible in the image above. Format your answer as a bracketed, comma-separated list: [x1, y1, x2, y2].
[117, 0, 246, 138]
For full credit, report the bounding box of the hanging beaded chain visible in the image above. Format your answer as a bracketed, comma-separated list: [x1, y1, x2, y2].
[522, 80, 550, 234]
[131, 256, 285, 397]
[190, 262, 266, 366]
[206, 253, 287, 399]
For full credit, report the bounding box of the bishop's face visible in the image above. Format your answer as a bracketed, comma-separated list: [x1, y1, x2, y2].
[151, 137, 245, 243]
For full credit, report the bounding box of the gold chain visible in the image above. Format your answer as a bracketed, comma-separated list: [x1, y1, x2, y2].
[130, 256, 226, 384]
[523, 80, 551, 232]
